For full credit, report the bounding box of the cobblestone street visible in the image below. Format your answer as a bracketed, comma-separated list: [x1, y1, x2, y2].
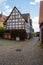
[0, 37, 43, 65]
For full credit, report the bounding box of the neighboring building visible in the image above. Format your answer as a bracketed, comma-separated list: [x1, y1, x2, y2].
[29, 19, 34, 38]
[0, 13, 7, 28]
[39, 1, 43, 45]
[3, 7, 34, 40]
[22, 14, 34, 38]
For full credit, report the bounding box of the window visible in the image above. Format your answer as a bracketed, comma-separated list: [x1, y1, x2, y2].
[22, 25, 24, 27]
[12, 19, 14, 22]
[19, 19, 21, 21]
[7, 23, 10, 25]
[10, 23, 12, 26]
[16, 19, 18, 22]
[13, 23, 15, 25]
[9, 20, 12, 22]
[13, 25, 15, 27]
[19, 22, 21, 24]
[16, 15, 18, 18]
[22, 22, 24, 24]
[16, 24, 18, 27]
[16, 25, 18, 29]
[12, 16, 15, 19]
[16, 13, 18, 15]
[14, 19, 16, 22]
[13, 23, 15, 27]
[19, 25, 21, 27]
[7, 20, 9, 23]
[22, 19, 25, 21]
[21, 25, 24, 29]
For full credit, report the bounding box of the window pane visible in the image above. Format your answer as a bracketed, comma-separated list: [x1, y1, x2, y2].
[22, 22, 24, 24]
[19, 19, 21, 21]
[13, 25, 15, 27]
[19, 25, 21, 27]
[16, 13, 18, 15]
[19, 22, 21, 24]
[16, 23, 18, 24]
[10, 23, 12, 26]
[16, 19, 18, 21]
[7, 23, 10, 25]
[22, 19, 25, 21]
[16, 15, 18, 18]
[7, 20, 9, 23]
[16, 25, 18, 27]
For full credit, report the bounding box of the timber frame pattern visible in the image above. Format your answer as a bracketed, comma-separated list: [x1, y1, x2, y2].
[3, 7, 27, 40]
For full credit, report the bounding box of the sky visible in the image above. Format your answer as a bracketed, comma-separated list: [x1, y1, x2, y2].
[0, 0, 42, 32]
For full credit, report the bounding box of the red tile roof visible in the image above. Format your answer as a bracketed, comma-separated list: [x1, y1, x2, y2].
[39, 1, 43, 23]
[0, 14, 7, 22]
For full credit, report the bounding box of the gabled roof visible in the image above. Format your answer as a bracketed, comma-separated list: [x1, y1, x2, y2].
[0, 14, 7, 22]
[22, 13, 30, 22]
[39, 1, 43, 23]
[4, 7, 28, 24]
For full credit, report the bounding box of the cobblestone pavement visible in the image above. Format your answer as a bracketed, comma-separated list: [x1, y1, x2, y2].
[0, 37, 43, 65]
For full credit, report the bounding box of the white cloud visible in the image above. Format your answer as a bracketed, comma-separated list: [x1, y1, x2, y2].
[3, 7, 12, 16]
[0, 0, 12, 16]
[4, 5, 12, 16]
[0, 0, 6, 2]
[5, 5, 10, 9]
[0, 0, 6, 4]
[35, 0, 41, 3]
[30, 2, 36, 5]
[32, 16, 40, 32]
[0, 0, 6, 7]
[0, 1, 12, 16]
[30, 0, 41, 5]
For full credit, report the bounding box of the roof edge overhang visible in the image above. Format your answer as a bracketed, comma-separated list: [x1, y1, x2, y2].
[4, 7, 28, 24]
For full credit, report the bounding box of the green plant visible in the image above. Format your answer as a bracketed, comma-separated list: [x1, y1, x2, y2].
[0, 27, 5, 38]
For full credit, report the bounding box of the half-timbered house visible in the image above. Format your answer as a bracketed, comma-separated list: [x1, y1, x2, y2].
[3, 7, 33, 40]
